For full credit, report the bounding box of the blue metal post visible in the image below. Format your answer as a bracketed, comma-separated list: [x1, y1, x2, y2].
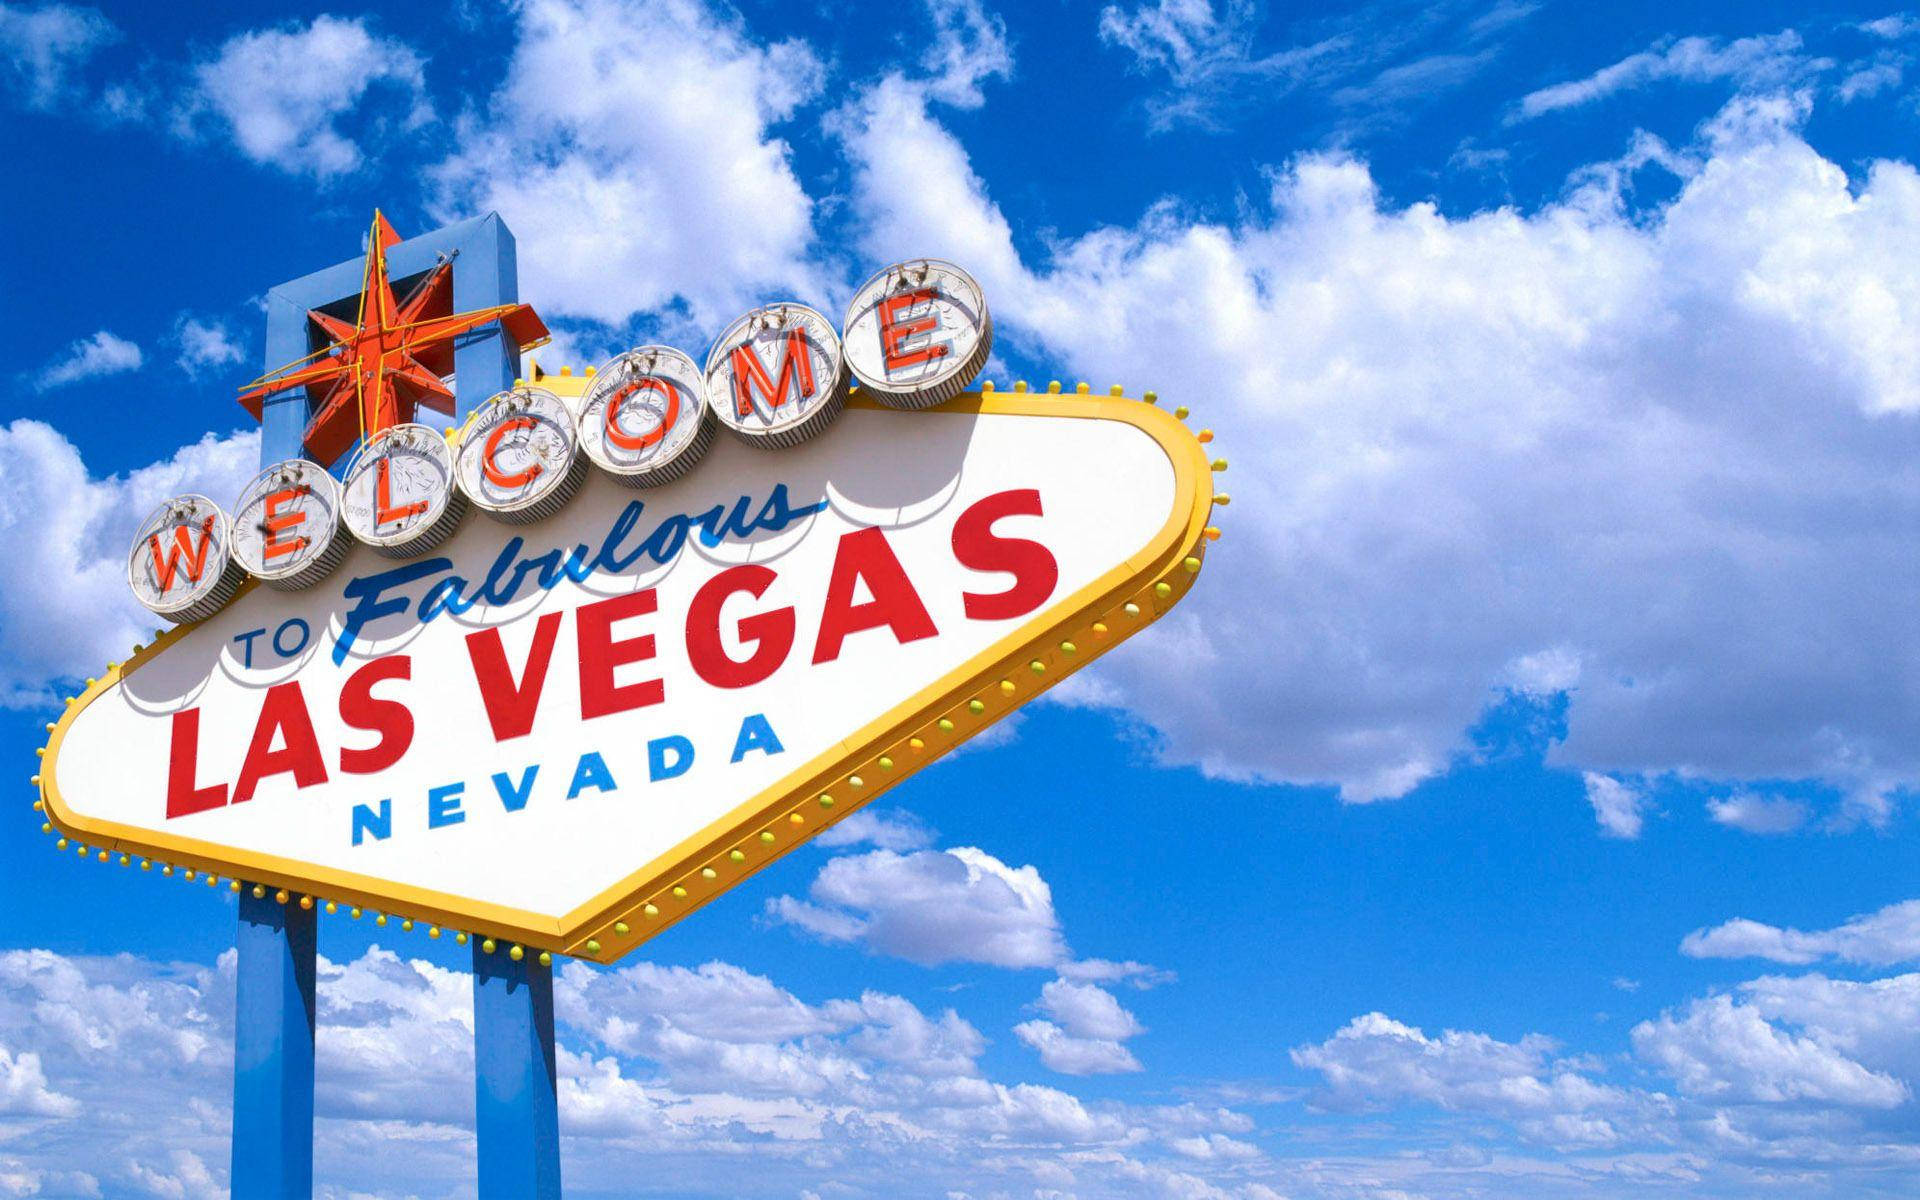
[232, 889, 316, 1198]
[473, 945, 562, 1198]
[259, 288, 313, 465]
[449, 213, 522, 421]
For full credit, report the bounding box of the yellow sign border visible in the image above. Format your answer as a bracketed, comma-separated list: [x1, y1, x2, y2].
[38, 390, 1216, 962]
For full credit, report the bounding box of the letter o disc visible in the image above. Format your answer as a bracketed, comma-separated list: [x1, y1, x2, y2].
[704, 303, 848, 449]
[579, 348, 715, 487]
[231, 459, 348, 590]
[843, 259, 992, 409]
[127, 494, 245, 623]
[455, 388, 587, 524]
[342, 423, 467, 558]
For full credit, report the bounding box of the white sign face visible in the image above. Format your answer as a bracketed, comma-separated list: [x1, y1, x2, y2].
[341, 423, 466, 557]
[53, 396, 1212, 958]
[127, 495, 244, 623]
[578, 348, 714, 487]
[843, 260, 992, 409]
[232, 460, 348, 591]
[455, 389, 586, 524]
[705, 304, 848, 449]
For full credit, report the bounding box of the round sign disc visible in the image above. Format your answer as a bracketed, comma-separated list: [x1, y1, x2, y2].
[704, 303, 848, 449]
[843, 260, 992, 409]
[342, 424, 467, 558]
[455, 388, 587, 524]
[579, 348, 716, 487]
[127, 494, 245, 623]
[231, 459, 348, 590]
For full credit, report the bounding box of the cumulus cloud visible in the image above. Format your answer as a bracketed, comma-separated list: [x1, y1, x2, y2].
[0, 419, 258, 707]
[767, 845, 1068, 968]
[1682, 899, 1920, 966]
[1584, 773, 1650, 839]
[0, 0, 116, 110]
[1292, 1012, 1646, 1131]
[834, 81, 1920, 815]
[1706, 791, 1810, 834]
[428, 0, 825, 332]
[1517, 31, 1818, 119]
[171, 316, 245, 379]
[1631, 991, 1908, 1108]
[1015, 978, 1148, 1075]
[185, 15, 428, 178]
[0, 944, 1277, 1198]
[812, 807, 937, 852]
[35, 330, 141, 391]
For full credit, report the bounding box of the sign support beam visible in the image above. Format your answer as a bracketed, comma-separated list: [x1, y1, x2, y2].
[231, 890, 316, 1198]
[473, 946, 562, 1198]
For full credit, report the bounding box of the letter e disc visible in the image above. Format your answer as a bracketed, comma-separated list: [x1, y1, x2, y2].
[232, 459, 347, 590]
[843, 259, 991, 409]
[456, 388, 587, 524]
[127, 494, 245, 623]
[342, 424, 467, 558]
[579, 347, 715, 487]
[704, 303, 848, 449]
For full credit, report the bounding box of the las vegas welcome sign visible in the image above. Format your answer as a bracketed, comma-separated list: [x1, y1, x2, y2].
[38, 259, 1221, 963]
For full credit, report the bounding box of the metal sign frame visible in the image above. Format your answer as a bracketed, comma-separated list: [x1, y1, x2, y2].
[39, 389, 1215, 962]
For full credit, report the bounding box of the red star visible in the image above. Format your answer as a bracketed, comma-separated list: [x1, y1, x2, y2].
[239, 211, 549, 467]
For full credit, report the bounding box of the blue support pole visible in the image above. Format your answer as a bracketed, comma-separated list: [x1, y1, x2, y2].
[232, 890, 317, 1198]
[473, 945, 562, 1198]
[449, 213, 522, 421]
[259, 287, 313, 465]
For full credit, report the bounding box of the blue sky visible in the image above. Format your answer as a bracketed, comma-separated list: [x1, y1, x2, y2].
[3, 0, 1920, 1196]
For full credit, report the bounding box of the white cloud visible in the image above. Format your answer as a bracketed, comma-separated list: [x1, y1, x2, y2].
[428, 0, 825, 332]
[1584, 773, 1649, 839]
[0, 419, 258, 707]
[1015, 978, 1148, 1076]
[834, 83, 1920, 812]
[1096, 0, 1343, 131]
[1291, 1012, 1645, 1134]
[1861, 15, 1920, 39]
[1013, 1018, 1143, 1075]
[813, 808, 937, 852]
[1682, 899, 1920, 966]
[171, 316, 244, 379]
[1057, 958, 1177, 989]
[1037, 978, 1146, 1041]
[767, 845, 1068, 968]
[1706, 791, 1810, 835]
[1517, 31, 1817, 119]
[918, 0, 1011, 108]
[1631, 991, 1908, 1107]
[0, 1045, 76, 1117]
[35, 330, 141, 391]
[0, 1, 116, 110]
[187, 15, 428, 178]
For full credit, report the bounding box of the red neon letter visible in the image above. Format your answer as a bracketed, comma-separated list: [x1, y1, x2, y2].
[147, 518, 216, 593]
[813, 527, 938, 664]
[338, 655, 414, 774]
[577, 590, 664, 719]
[482, 416, 543, 489]
[165, 707, 228, 818]
[880, 288, 949, 371]
[465, 612, 563, 742]
[952, 489, 1058, 621]
[374, 456, 428, 527]
[231, 682, 328, 805]
[606, 378, 677, 451]
[262, 488, 308, 560]
[687, 565, 794, 689]
[729, 331, 816, 417]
